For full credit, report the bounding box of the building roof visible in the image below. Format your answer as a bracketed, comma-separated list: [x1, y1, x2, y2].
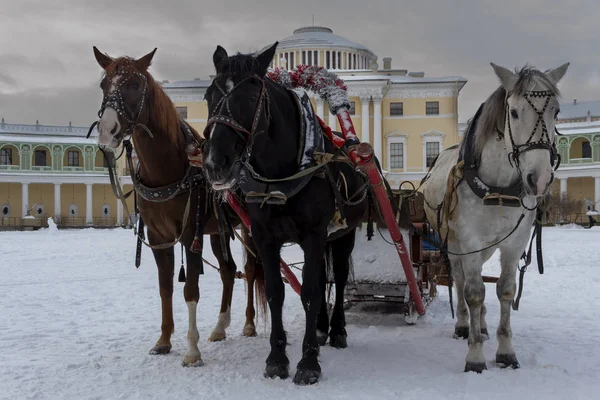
[277, 26, 375, 55]
[0, 122, 98, 144]
[558, 100, 600, 120]
[160, 79, 211, 89]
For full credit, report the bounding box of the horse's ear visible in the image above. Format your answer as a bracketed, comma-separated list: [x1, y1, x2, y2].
[490, 62, 517, 91]
[136, 48, 157, 70]
[93, 46, 113, 70]
[213, 45, 229, 73]
[545, 62, 570, 85]
[255, 42, 278, 74]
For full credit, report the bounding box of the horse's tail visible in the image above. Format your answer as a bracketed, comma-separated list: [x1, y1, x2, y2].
[241, 227, 268, 328]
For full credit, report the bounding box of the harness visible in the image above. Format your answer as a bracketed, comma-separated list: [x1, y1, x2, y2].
[204, 74, 355, 208]
[87, 64, 216, 271]
[420, 89, 560, 314]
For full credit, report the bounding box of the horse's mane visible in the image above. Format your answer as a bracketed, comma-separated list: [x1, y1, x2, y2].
[219, 52, 266, 78]
[462, 66, 561, 159]
[104, 57, 202, 146]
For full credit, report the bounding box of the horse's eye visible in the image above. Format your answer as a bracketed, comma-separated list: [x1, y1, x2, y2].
[510, 109, 519, 119]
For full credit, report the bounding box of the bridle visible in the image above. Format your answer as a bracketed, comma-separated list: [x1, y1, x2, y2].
[501, 89, 561, 172]
[87, 61, 153, 140]
[203, 74, 268, 159]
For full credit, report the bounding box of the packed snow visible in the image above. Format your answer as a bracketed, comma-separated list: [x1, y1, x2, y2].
[1, 225, 599, 399]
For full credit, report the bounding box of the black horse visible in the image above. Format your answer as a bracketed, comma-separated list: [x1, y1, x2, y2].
[202, 42, 371, 385]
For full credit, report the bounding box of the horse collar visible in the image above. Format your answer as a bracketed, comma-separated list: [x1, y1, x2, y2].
[124, 121, 205, 203]
[459, 102, 523, 207]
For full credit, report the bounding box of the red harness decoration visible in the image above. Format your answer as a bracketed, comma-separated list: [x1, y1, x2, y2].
[211, 65, 425, 314]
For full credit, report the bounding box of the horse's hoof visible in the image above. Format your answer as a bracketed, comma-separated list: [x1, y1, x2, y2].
[293, 368, 322, 385]
[264, 364, 289, 380]
[242, 324, 257, 337]
[208, 330, 226, 342]
[149, 344, 171, 355]
[182, 354, 204, 367]
[496, 354, 520, 369]
[481, 328, 489, 341]
[453, 326, 469, 339]
[329, 334, 347, 349]
[317, 331, 328, 346]
[464, 361, 487, 373]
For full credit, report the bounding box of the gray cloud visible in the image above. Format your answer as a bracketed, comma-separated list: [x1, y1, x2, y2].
[1, 0, 596, 126]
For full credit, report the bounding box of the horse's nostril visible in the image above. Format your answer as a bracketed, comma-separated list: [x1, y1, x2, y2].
[526, 173, 535, 189]
[110, 124, 118, 135]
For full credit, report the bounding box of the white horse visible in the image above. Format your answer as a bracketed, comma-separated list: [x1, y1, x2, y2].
[422, 62, 569, 373]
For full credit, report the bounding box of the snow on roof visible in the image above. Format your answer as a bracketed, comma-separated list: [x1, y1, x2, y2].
[558, 100, 600, 119]
[276, 26, 375, 54]
[555, 120, 600, 135]
[0, 122, 95, 137]
[161, 79, 212, 89]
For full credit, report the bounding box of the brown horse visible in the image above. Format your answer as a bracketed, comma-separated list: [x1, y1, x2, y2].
[92, 46, 266, 366]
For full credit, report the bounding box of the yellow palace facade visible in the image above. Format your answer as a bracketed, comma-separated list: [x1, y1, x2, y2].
[0, 120, 135, 229]
[162, 26, 468, 189]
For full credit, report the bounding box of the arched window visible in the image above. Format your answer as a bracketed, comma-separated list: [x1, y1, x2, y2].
[1, 203, 10, 217]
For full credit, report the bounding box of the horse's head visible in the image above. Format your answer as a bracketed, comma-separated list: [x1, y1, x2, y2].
[491, 62, 569, 197]
[93, 46, 157, 148]
[202, 42, 278, 190]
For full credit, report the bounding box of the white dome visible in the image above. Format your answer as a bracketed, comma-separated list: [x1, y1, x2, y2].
[277, 27, 374, 54]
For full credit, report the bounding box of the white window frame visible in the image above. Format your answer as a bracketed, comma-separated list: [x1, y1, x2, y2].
[101, 203, 110, 217]
[421, 130, 445, 171]
[385, 132, 408, 171]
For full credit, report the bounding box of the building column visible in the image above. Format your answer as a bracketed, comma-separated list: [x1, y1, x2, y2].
[54, 183, 61, 219]
[316, 99, 325, 119]
[360, 95, 370, 143]
[22, 182, 29, 217]
[117, 198, 123, 226]
[372, 94, 383, 164]
[595, 177, 600, 208]
[86, 183, 93, 224]
[560, 178, 568, 198]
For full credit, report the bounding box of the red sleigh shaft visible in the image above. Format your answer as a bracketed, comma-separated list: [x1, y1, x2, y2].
[224, 191, 302, 296]
[317, 113, 426, 316]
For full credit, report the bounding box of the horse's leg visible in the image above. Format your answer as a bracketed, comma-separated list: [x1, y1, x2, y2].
[316, 260, 330, 346]
[328, 230, 355, 349]
[294, 233, 327, 385]
[182, 246, 204, 366]
[480, 303, 489, 340]
[495, 251, 520, 369]
[241, 226, 266, 337]
[208, 233, 235, 342]
[452, 260, 470, 339]
[149, 245, 175, 355]
[458, 254, 487, 373]
[252, 227, 288, 380]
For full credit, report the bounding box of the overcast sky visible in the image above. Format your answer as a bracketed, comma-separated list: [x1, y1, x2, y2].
[0, 0, 597, 126]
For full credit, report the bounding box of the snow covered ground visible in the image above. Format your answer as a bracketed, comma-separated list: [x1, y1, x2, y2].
[1, 225, 599, 400]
